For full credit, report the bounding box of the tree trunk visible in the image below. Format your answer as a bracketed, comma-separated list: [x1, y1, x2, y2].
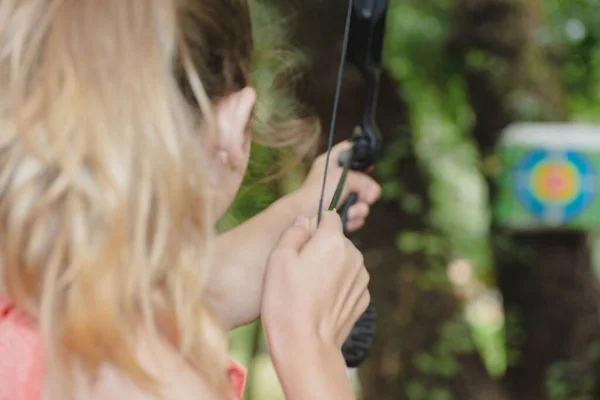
[267, 1, 509, 398]
[451, 0, 600, 398]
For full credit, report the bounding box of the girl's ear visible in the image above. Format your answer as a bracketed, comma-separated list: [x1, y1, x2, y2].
[214, 87, 256, 167]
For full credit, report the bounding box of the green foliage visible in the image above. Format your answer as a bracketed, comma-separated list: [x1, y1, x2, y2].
[217, 143, 280, 231]
[545, 360, 596, 400]
[504, 307, 525, 367]
[406, 380, 428, 400]
[406, 381, 454, 400]
[470, 320, 506, 377]
[543, 0, 600, 122]
[375, 136, 412, 200]
[542, 341, 600, 399]
[383, 0, 600, 383]
[415, 351, 460, 378]
[587, 340, 600, 362]
[430, 387, 454, 400]
[228, 322, 261, 365]
[386, 0, 492, 279]
[412, 315, 474, 381]
[397, 231, 434, 255]
[439, 317, 476, 354]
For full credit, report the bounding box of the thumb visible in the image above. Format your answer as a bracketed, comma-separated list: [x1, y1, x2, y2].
[274, 216, 311, 254]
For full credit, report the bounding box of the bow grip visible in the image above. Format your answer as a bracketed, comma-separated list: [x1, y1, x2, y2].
[337, 192, 376, 368]
[337, 161, 376, 369]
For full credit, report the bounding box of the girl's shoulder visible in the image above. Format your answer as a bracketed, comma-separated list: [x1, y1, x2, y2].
[0, 294, 246, 400]
[88, 331, 246, 399]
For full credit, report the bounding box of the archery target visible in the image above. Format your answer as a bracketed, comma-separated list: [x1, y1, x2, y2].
[513, 149, 596, 223]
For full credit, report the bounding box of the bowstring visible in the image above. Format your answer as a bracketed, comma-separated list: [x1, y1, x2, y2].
[316, 0, 354, 226]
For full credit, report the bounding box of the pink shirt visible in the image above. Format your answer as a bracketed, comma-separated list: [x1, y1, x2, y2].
[0, 295, 246, 399]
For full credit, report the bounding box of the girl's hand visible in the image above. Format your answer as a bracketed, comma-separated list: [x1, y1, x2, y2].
[295, 141, 381, 232]
[261, 212, 370, 350]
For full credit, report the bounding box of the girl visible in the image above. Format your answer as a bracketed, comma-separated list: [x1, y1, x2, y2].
[0, 0, 380, 399]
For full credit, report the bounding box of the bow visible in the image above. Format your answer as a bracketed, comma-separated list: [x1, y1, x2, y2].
[316, 0, 388, 368]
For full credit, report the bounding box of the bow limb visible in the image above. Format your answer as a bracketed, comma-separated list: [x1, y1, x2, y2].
[345, 0, 386, 171]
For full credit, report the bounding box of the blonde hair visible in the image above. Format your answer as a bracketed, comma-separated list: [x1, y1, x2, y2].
[0, 0, 320, 396]
[0, 0, 244, 395]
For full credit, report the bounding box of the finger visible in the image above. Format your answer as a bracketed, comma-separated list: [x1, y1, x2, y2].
[315, 141, 352, 166]
[358, 289, 371, 314]
[344, 171, 381, 204]
[350, 289, 371, 329]
[347, 203, 370, 220]
[337, 287, 371, 347]
[314, 211, 344, 235]
[332, 243, 366, 322]
[306, 212, 345, 255]
[345, 217, 366, 232]
[329, 141, 353, 171]
[274, 216, 311, 253]
[342, 269, 370, 329]
[332, 140, 353, 158]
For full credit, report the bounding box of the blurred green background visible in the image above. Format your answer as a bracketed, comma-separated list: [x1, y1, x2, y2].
[221, 0, 600, 399]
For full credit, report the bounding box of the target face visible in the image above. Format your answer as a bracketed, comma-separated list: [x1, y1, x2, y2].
[513, 149, 596, 223]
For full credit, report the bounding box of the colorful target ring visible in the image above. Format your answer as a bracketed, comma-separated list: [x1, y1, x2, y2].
[513, 149, 596, 224]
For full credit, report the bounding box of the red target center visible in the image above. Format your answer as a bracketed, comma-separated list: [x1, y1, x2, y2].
[544, 169, 567, 196]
